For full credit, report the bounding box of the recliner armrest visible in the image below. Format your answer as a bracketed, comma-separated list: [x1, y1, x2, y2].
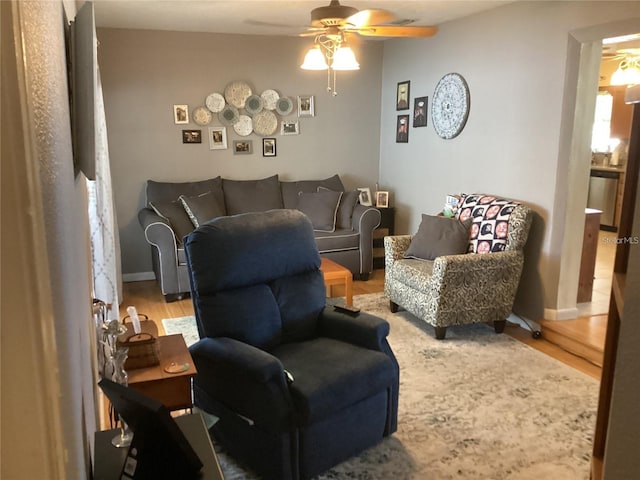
[319, 306, 390, 352]
[189, 337, 293, 430]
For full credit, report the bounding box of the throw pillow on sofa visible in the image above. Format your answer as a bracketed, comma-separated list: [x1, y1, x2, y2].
[149, 199, 195, 246]
[179, 191, 226, 228]
[296, 190, 343, 232]
[404, 214, 472, 261]
[318, 187, 359, 230]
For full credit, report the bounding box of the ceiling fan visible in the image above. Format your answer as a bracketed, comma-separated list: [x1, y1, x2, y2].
[301, 0, 438, 39]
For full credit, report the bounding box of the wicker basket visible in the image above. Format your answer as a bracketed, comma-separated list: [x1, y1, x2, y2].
[116, 314, 160, 370]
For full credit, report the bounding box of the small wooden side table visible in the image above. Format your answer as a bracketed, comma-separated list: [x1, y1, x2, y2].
[127, 334, 197, 411]
[320, 258, 353, 306]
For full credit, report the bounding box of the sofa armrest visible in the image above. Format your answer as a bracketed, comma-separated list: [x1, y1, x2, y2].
[384, 235, 413, 268]
[189, 337, 292, 430]
[138, 208, 180, 295]
[351, 204, 381, 274]
[319, 306, 390, 351]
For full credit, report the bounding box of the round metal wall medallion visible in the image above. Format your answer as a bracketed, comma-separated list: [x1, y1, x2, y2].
[431, 73, 470, 139]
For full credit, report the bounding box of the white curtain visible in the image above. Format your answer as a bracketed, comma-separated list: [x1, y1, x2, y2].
[87, 71, 122, 319]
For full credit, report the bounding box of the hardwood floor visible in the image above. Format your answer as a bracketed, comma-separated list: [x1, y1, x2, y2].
[120, 266, 601, 382]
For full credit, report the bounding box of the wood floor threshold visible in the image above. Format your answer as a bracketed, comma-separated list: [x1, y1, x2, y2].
[540, 318, 605, 368]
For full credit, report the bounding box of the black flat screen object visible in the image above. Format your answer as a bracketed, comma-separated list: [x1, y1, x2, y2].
[333, 304, 361, 315]
[98, 378, 203, 479]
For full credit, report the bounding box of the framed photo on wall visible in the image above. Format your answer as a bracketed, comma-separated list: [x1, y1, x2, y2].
[396, 81, 410, 110]
[413, 96, 428, 127]
[182, 130, 202, 144]
[396, 115, 409, 143]
[173, 104, 189, 124]
[208, 126, 227, 150]
[263, 138, 277, 157]
[233, 140, 253, 155]
[297, 95, 315, 117]
[281, 121, 299, 135]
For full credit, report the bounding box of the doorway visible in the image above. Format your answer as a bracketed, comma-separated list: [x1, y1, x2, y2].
[577, 33, 638, 318]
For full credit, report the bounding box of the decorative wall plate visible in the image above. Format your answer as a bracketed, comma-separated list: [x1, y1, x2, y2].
[218, 105, 240, 126]
[252, 110, 278, 136]
[233, 115, 253, 136]
[224, 81, 252, 108]
[431, 72, 470, 139]
[192, 106, 213, 126]
[244, 94, 264, 116]
[275, 96, 293, 116]
[261, 89, 280, 110]
[205, 93, 225, 113]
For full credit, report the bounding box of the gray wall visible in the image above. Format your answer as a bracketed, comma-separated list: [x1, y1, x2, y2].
[378, 1, 640, 319]
[97, 28, 384, 277]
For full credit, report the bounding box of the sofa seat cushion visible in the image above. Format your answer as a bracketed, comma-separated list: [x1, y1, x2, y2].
[314, 229, 359, 253]
[271, 337, 395, 425]
[390, 258, 435, 291]
[296, 190, 343, 232]
[222, 175, 283, 215]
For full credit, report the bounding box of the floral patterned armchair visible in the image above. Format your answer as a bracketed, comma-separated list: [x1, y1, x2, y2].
[384, 194, 533, 339]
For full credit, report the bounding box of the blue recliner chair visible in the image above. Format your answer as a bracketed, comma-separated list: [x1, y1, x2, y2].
[184, 209, 399, 480]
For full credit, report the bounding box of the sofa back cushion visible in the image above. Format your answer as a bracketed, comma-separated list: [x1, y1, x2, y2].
[146, 177, 225, 211]
[222, 175, 283, 215]
[184, 210, 325, 349]
[455, 194, 531, 253]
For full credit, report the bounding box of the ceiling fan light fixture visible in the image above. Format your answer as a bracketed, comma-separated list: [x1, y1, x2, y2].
[301, 46, 329, 70]
[331, 46, 360, 70]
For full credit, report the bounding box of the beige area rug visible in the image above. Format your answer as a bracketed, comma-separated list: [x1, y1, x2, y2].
[162, 293, 598, 480]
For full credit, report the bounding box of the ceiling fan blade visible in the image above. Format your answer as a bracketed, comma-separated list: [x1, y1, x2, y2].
[346, 9, 395, 28]
[357, 25, 438, 38]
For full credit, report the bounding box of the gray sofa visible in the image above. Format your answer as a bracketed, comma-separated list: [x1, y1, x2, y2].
[138, 174, 381, 301]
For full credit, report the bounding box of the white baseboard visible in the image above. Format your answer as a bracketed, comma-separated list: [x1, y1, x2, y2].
[542, 307, 579, 321]
[122, 271, 156, 282]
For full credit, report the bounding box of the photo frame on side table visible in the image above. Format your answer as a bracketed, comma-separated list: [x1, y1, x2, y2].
[208, 126, 227, 150]
[357, 187, 372, 206]
[375, 191, 389, 208]
[263, 138, 276, 157]
[396, 81, 410, 110]
[173, 104, 189, 124]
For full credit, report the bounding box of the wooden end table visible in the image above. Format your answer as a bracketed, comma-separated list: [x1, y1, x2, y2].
[126, 334, 197, 411]
[320, 258, 353, 306]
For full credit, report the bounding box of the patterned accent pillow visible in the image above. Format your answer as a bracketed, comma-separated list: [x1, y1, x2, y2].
[456, 194, 519, 254]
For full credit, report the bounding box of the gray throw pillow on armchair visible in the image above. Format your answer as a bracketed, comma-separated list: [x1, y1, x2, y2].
[404, 214, 472, 260]
[296, 190, 343, 232]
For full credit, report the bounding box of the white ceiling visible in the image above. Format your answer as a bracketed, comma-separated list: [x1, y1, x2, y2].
[93, 0, 517, 37]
